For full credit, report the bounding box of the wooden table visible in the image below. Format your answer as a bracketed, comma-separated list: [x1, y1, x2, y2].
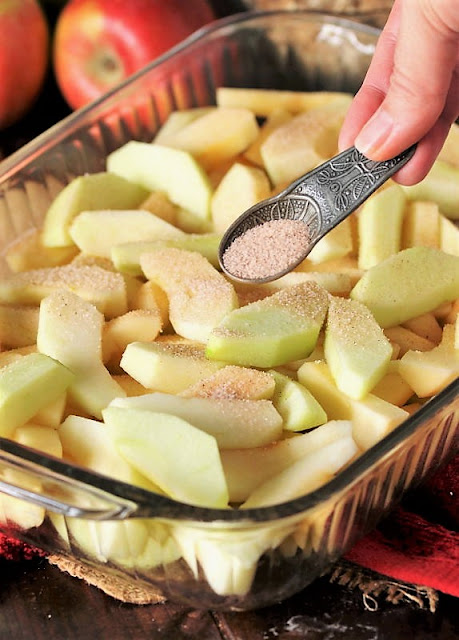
[0, 553, 457, 640]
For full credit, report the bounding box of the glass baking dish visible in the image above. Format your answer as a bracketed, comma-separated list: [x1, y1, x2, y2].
[0, 9, 457, 611]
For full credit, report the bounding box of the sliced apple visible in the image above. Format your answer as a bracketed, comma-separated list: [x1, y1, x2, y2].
[1, 423, 63, 531]
[324, 296, 393, 399]
[269, 369, 327, 431]
[180, 365, 275, 401]
[210, 162, 271, 234]
[5, 228, 78, 272]
[107, 141, 212, 220]
[265, 271, 353, 297]
[402, 200, 440, 250]
[109, 392, 283, 449]
[297, 360, 352, 420]
[371, 361, 414, 406]
[120, 341, 226, 393]
[41, 172, 149, 247]
[140, 248, 238, 343]
[439, 213, 459, 256]
[260, 97, 352, 185]
[384, 325, 436, 357]
[69, 209, 185, 258]
[0, 352, 74, 437]
[153, 107, 215, 144]
[59, 414, 158, 490]
[216, 87, 352, 116]
[0, 304, 39, 348]
[0, 264, 128, 319]
[37, 289, 125, 419]
[103, 309, 163, 368]
[156, 107, 259, 170]
[206, 282, 329, 368]
[111, 233, 221, 276]
[103, 406, 229, 508]
[221, 420, 353, 503]
[297, 360, 408, 450]
[138, 190, 178, 225]
[241, 436, 357, 508]
[307, 218, 353, 264]
[357, 183, 406, 269]
[400, 160, 459, 219]
[402, 312, 443, 345]
[350, 247, 459, 328]
[243, 108, 293, 166]
[398, 324, 459, 397]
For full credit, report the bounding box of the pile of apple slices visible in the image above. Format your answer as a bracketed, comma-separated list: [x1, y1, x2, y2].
[0, 89, 458, 594]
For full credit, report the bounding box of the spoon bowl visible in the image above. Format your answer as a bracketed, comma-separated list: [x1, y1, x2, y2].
[219, 145, 416, 284]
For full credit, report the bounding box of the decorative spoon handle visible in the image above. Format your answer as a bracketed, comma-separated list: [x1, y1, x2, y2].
[284, 145, 417, 241]
[219, 145, 416, 283]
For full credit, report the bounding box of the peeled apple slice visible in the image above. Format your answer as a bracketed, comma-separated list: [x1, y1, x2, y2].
[324, 296, 393, 399]
[206, 282, 329, 368]
[140, 248, 238, 343]
[103, 406, 229, 508]
[109, 391, 283, 449]
[106, 141, 212, 220]
[0, 352, 74, 437]
[350, 247, 459, 328]
[41, 172, 149, 247]
[37, 290, 125, 419]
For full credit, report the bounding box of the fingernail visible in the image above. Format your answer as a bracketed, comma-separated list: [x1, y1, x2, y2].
[354, 109, 394, 157]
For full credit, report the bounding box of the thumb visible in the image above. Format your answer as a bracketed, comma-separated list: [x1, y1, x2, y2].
[354, 0, 459, 161]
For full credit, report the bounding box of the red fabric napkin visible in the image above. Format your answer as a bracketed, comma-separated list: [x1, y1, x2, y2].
[1, 454, 458, 598]
[345, 453, 459, 597]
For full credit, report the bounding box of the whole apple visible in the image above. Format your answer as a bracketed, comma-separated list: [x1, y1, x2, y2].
[53, 0, 216, 111]
[0, 0, 49, 130]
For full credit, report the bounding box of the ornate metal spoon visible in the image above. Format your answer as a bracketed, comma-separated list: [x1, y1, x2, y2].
[219, 145, 416, 284]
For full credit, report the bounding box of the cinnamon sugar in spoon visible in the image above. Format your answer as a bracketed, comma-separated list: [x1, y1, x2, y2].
[219, 145, 416, 284]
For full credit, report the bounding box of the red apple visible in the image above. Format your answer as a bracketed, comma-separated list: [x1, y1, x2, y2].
[0, 0, 49, 129]
[53, 0, 216, 111]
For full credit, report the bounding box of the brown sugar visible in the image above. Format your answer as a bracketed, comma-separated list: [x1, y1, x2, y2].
[222, 218, 310, 280]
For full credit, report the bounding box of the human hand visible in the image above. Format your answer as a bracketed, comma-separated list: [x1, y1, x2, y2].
[339, 0, 459, 185]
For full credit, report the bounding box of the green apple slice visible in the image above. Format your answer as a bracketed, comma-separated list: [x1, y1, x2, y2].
[69, 209, 185, 258]
[106, 141, 212, 220]
[350, 247, 459, 328]
[206, 282, 329, 368]
[37, 289, 125, 419]
[0, 352, 74, 437]
[111, 233, 222, 276]
[42, 172, 149, 247]
[269, 369, 327, 431]
[324, 296, 393, 399]
[400, 160, 459, 219]
[103, 406, 229, 508]
[109, 391, 283, 449]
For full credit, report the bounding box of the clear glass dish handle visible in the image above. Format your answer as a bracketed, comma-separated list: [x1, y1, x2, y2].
[0, 437, 209, 522]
